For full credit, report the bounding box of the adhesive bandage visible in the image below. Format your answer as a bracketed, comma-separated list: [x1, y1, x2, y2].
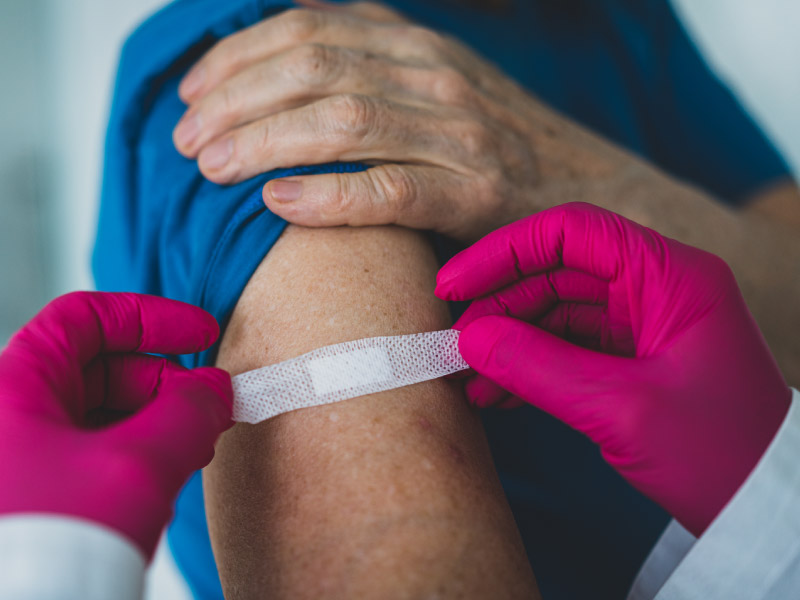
[232, 329, 469, 423]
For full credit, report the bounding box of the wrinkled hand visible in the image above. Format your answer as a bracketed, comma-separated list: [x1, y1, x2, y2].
[436, 203, 791, 535]
[173, 0, 607, 241]
[0, 292, 233, 558]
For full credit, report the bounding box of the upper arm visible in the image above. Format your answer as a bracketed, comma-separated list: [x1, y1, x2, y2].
[205, 224, 538, 599]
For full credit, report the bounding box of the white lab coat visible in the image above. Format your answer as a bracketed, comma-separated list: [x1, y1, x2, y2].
[1, 388, 798, 600]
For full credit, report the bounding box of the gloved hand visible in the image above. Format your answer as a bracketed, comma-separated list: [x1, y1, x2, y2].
[436, 202, 791, 536]
[0, 292, 233, 559]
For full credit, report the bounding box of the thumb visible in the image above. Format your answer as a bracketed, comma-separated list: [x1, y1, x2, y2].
[264, 164, 464, 235]
[115, 366, 233, 476]
[459, 316, 635, 436]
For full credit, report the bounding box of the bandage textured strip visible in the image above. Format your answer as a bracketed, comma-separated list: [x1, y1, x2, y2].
[232, 329, 469, 423]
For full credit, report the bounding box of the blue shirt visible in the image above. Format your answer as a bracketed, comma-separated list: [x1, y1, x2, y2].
[93, 1, 791, 598]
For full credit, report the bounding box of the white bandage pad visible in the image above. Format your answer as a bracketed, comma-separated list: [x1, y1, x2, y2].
[232, 329, 469, 423]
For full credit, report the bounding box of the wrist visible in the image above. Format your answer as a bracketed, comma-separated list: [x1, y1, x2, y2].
[0, 471, 172, 560]
[673, 385, 791, 537]
[521, 100, 678, 218]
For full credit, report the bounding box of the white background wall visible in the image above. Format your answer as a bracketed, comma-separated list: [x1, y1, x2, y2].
[0, 0, 798, 339]
[43, 0, 167, 294]
[1, 0, 164, 342]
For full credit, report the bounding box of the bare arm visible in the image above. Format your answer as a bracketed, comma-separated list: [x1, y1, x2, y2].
[205, 225, 539, 599]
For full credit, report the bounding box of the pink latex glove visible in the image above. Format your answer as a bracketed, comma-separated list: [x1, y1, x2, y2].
[436, 202, 791, 536]
[0, 292, 233, 558]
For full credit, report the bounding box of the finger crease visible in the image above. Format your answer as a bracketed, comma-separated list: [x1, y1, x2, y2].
[150, 358, 167, 401]
[508, 241, 525, 281]
[545, 271, 560, 303]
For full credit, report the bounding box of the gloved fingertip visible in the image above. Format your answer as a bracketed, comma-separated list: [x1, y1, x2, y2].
[434, 262, 466, 300]
[459, 315, 507, 368]
[136, 296, 221, 354]
[179, 306, 220, 351]
[201, 317, 221, 350]
[434, 279, 454, 301]
[189, 367, 233, 414]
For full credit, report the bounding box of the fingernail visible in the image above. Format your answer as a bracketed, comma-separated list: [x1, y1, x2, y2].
[200, 138, 233, 170]
[180, 65, 205, 99]
[174, 112, 201, 148]
[269, 179, 303, 203]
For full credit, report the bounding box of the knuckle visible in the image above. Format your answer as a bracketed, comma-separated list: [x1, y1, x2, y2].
[289, 44, 338, 87]
[280, 8, 321, 42]
[369, 166, 416, 210]
[703, 251, 733, 277]
[554, 201, 586, 220]
[322, 94, 375, 141]
[475, 171, 502, 206]
[230, 115, 268, 161]
[350, 1, 398, 18]
[38, 291, 102, 335]
[253, 121, 271, 156]
[432, 67, 472, 104]
[206, 37, 238, 75]
[404, 25, 444, 51]
[324, 173, 356, 219]
[216, 82, 243, 121]
[54, 290, 95, 306]
[40, 292, 87, 324]
[455, 120, 494, 157]
[695, 249, 737, 290]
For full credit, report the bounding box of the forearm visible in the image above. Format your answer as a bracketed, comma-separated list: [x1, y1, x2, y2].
[607, 170, 799, 384]
[205, 225, 538, 599]
[526, 111, 800, 383]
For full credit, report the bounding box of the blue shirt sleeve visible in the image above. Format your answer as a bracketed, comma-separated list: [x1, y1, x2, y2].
[93, 0, 366, 358]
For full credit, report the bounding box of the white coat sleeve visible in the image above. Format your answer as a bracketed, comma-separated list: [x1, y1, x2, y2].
[628, 387, 800, 600]
[0, 514, 146, 600]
